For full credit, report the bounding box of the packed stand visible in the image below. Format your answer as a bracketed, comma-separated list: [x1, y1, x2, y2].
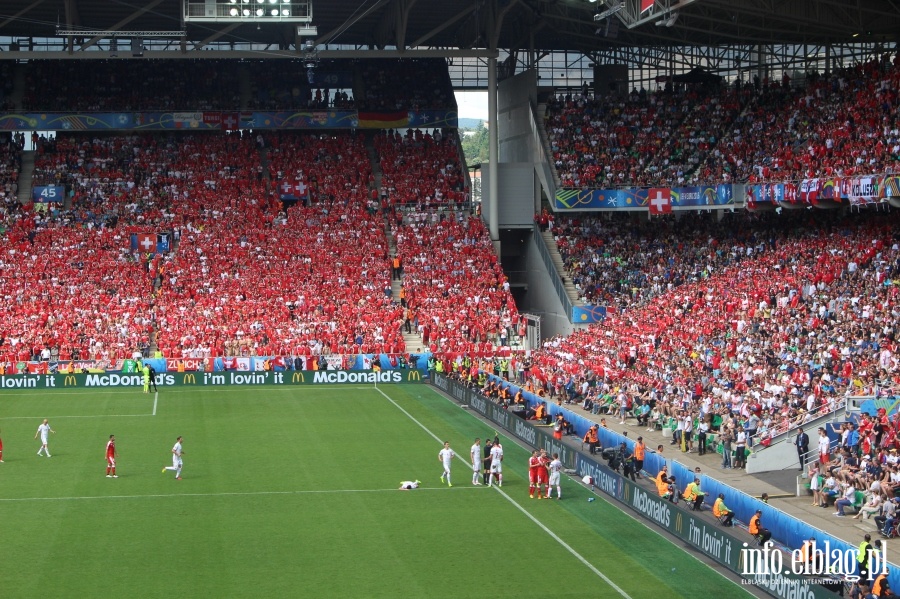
[358, 59, 455, 111]
[544, 85, 733, 188]
[530, 210, 899, 463]
[710, 55, 900, 184]
[22, 60, 240, 111]
[374, 128, 468, 207]
[0, 206, 154, 365]
[265, 131, 372, 205]
[394, 211, 520, 354]
[153, 131, 405, 359]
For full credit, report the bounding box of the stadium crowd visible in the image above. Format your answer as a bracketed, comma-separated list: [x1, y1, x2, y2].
[374, 128, 468, 207]
[525, 209, 899, 463]
[393, 210, 519, 354]
[547, 53, 900, 189]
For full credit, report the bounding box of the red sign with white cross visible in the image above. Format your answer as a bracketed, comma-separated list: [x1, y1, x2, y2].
[648, 188, 672, 215]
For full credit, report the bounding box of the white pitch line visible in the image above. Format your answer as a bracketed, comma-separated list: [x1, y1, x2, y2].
[152, 392, 158, 416]
[0, 486, 479, 503]
[374, 387, 633, 599]
[0, 414, 155, 420]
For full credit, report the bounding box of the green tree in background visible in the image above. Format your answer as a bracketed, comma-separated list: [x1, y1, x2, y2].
[460, 122, 489, 167]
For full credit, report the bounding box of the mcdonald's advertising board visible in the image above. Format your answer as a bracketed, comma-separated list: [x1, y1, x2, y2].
[573, 452, 837, 599]
[0, 370, 424, 389]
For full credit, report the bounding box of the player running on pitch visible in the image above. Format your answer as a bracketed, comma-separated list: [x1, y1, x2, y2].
[162, 436, 184, 480]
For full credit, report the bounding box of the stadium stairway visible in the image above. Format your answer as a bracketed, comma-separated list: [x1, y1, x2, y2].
[364, 131, 383, 198]
[383, 216, 424, 353]
[16, 150, 35, 205]
[539, 228, 582, 307]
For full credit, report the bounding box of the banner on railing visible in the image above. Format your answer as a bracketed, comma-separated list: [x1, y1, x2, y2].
[0, 110, 457, 131]
[0, 369, 426, 389]
[553, 185, 734, 211]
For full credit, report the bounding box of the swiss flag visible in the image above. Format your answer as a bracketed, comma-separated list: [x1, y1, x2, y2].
[294, 181, 307, 197]
[647, 188, 672, 215]
[641, 0, 655, 13]
[221, 113, 239, 130]
[136, 233, 156, 253]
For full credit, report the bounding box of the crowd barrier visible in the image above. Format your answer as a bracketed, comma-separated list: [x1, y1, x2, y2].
[2, 353, 432, 378]
[438, 373, 838, 598]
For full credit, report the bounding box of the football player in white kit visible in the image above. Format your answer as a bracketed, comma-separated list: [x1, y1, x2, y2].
[438, 441, 456, 487]
[488, 438, 503, 487]
[546, 453, 563, 499]
[399, 480, 421, 490]
[35, 419, 55, 457]
[470, 438, 482, 485]
[162, 436, 184, 480]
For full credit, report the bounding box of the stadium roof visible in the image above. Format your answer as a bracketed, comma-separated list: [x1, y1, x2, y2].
[1, 0, 899, 55]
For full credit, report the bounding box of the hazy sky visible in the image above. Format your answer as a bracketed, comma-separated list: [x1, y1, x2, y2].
[455, 90, 488, 120]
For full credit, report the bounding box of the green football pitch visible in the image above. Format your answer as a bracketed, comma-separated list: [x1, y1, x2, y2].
[0, 384, 750, 599]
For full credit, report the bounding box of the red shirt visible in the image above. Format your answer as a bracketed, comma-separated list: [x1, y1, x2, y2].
[106, 440, 116, 459]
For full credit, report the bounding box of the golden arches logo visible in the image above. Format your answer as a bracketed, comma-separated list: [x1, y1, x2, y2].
[63, 375, 77, 387]
[291, 372, 305, 383]
[407, 370, 421, 382]
[182, 374, 196, 385]
[675, 512, 683, 532]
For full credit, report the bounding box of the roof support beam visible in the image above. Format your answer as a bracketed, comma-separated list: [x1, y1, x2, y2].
[79, 0, 167, 51]
[0, 0, 47, 32]
[410, 4, 477, 48]
[192, 24, 240, 51]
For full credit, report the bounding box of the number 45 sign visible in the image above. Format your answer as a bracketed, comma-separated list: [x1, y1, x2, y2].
[32, 186, 65, 203]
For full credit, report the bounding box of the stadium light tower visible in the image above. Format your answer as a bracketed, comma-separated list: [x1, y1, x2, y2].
[183, 0, 313, 23]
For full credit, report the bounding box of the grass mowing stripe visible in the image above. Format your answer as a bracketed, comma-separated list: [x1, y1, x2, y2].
[0, 486, 481, 502]
[375, 385, 633, 599]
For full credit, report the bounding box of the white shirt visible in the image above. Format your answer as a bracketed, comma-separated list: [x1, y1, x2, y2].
[549, 458, 563, 473]
[38, 423, 51, 438]
[439, 448, 455, 465]
[172, 442, 183, 457]
[490, 444, 504, 464]
[470, 444, 481, 464]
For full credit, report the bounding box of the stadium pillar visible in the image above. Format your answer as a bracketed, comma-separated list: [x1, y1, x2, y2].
[488, 56, 499, 245]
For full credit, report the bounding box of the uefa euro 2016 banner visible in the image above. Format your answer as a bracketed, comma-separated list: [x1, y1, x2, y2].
[0, 370, 425, 389]
[0, 110, 457, 131]
[554, 185, 734, 211]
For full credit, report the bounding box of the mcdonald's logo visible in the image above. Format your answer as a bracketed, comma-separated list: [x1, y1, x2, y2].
[182, 374, 196, 385]
[63, 375, 77, 387]
[407, 370, 421, 382]
[291, 372, 305, 383]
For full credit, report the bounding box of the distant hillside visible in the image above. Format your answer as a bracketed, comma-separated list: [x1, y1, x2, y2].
[458, 117, 484, 129]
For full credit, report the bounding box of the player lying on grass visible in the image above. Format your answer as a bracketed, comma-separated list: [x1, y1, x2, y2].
[399, 480, 421, 490]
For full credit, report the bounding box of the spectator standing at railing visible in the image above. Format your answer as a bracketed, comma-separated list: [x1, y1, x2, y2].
[796, 427, 810, 471]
